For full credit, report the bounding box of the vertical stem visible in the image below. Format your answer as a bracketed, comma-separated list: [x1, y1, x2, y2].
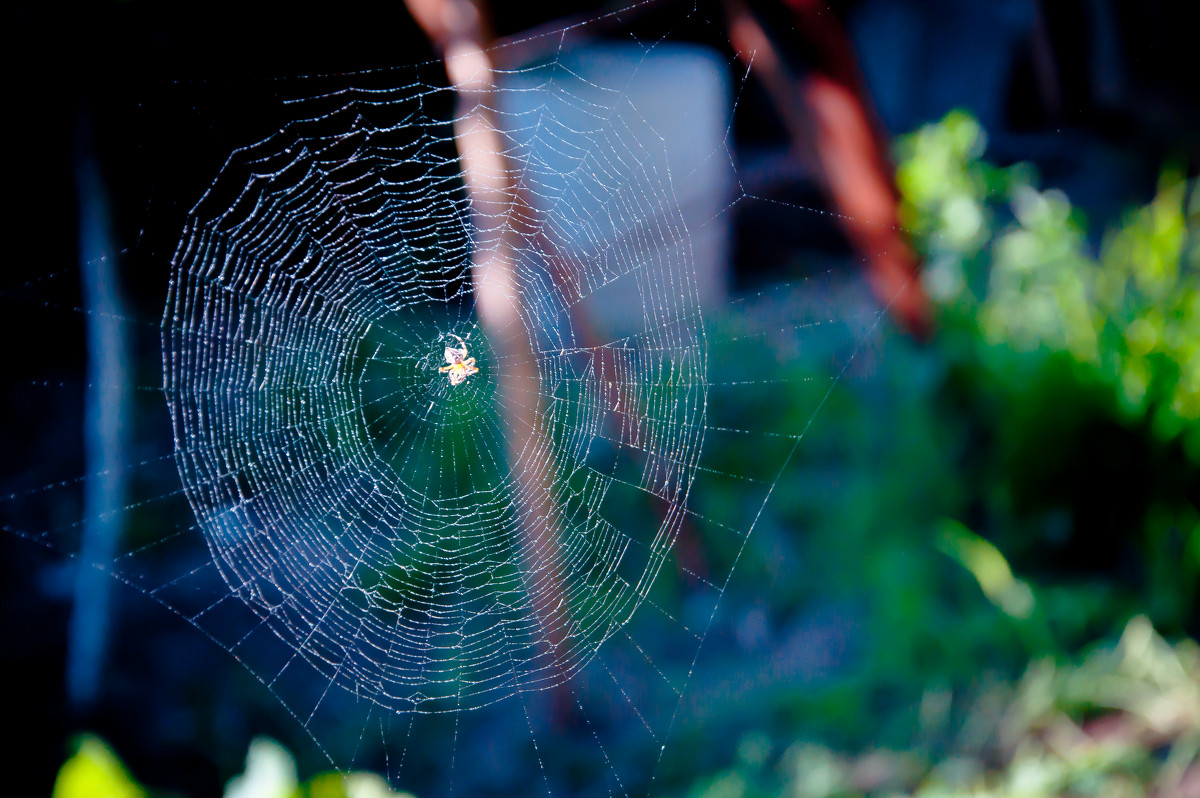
[406, 0, 573, 681]
[69, 112, 129, 709]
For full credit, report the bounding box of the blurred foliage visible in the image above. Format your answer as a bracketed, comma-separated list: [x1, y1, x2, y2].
[54, 735, 415, 798]
[53, 735, 146, 798]
[686, 617, 1199, 797]
[896, 109, 1199, 632]
[672, 109, 1200, 795]
[899, 109, 1200, 456]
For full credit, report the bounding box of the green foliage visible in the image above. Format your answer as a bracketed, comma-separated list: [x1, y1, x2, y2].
[897, 111, 1200, 459]
[895, 110, 1200, 631]
[680, 617, 1200, 798]
[53, 735, 146, 798]
[935, 519, 1034, 621]
[673, 109, 1200, 795]
[53, 735, 416, 798]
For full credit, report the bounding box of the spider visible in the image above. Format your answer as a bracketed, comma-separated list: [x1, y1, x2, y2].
[438, 333, 479, 386]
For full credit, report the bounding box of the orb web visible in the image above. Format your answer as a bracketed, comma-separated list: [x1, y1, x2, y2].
[162, 59, 707, 714]
[0, 6, 905, 795]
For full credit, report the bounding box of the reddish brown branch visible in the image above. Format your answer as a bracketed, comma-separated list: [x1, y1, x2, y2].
[727, 0, 933, 339]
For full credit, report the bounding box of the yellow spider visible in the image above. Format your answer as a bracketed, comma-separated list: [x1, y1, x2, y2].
[438, 333, 479, 386]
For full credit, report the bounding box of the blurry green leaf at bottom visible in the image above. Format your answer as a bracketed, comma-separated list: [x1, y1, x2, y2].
[52, 735, 146, 798]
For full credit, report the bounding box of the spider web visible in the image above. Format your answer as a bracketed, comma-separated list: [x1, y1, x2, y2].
[3, 4, 895, 797]
[163, 46, 707, 716]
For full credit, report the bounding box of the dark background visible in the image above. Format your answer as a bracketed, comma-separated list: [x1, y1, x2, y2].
[4, 1, 1199, 796]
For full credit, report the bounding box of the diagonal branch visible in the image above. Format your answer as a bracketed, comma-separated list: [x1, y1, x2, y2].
[726, 0, 933, 339]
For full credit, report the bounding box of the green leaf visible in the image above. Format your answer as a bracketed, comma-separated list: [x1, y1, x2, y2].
[52, 735, 146, 798]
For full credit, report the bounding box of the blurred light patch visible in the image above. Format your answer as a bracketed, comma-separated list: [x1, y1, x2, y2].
[52, 735, 145, 798]
[224, 737, 297, 798]
[936, 519, 1035, 619]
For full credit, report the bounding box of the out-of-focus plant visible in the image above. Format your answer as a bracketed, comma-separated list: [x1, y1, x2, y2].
[224, 738, 298, 798]
[898, 110, 1200, 455]
[51, 735, 415, 798]
[53, 735, 146, 798]
[684, 616, 1200, 798]
[896, 110, 1200, 632]
[674, 110, 1200, 797]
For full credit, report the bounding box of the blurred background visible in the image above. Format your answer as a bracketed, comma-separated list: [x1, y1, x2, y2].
[4, 0, 1199, 796]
